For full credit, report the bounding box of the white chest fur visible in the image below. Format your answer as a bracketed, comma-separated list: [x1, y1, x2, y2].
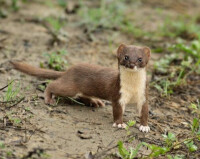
[119, 66, 146, 114]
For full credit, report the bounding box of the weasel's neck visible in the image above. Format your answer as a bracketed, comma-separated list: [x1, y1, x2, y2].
[119, 66, 147, 113]
[119, 66, 146, 86]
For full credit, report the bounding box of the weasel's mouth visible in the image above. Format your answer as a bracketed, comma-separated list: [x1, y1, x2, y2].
[133, 66, 138, 71]
[122, 65, 139, 71]
[125, 65, 138, 70]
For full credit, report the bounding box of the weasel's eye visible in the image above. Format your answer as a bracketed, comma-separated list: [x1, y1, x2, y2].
[124, 56, 129, 60]
[138, 58, 142, 62]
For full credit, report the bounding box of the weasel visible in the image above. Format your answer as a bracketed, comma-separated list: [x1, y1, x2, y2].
[11, 44, 151, 133]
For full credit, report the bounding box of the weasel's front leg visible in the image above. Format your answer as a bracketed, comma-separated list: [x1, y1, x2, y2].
[112, 102, 127, 128]
[139, 102, 150, 133]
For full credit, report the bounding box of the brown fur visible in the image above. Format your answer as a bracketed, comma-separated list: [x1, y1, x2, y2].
[10, 61, 64, 79]
[11, 44, 151, 131]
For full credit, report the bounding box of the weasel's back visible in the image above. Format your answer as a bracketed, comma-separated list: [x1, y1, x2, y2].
[63, 63, 119, 100]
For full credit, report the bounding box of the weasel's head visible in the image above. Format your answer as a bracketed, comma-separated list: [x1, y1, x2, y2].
[117, 44, 151, 71]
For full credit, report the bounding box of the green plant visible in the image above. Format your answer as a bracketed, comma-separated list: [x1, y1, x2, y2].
[0, 0, 28, 14]
[159, 16, 200, 40]
[167, 154, 185, 159]
[173, 40, 200, 73]
[41, 50, 68, 71]
[184, 140, 197, 152]
[78, 0, 144, 37]
[189, 101, 200, 134]
[11, 0, 19, 11]
[57, 0, 67, 8]
[0, 142, 5, 149]
[154, 54, 178, 74]
[5, 112, 22, 125]
[3, 80, 21, 102]
[45, 17, 65, 33]
[143, 143, 170, 158]
[162, 132, 176, 147]
[118, 141, 143, 159]
[78, 0, 123, 29]
[152, 38, 200, 96]
[0, 142, 14, 158]
[117, 101, 200, 158]
[125, 120, 136, 135]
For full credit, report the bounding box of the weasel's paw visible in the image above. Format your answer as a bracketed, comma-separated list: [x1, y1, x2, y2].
[113, 123, 127, 129]
[90, 99, 105, 107]
[45, 98, 56, 105]
[139, 125, 150, 133]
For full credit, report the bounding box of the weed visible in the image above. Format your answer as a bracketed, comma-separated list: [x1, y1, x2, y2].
[159, 16, 200, 40]
[189, 101, 200, 134]
[78, 0, 144, 37]
[167, 154, 185, 159]
[184, 140, 198, 152]
[0, 141, 15, 158]
[57, 0, 67, 8]
[118, 141, 144, 159]
[11, 0, 19, 11]
[152, 38, 200, 96]
[78, 0, 123, 30]
[2, 80, 21, 102]
[162, 132, 176, 147]
[117, 101, 200, 158]
[45, 16, 65, 33]
[0, 0, 29, 15]
[173, 40, 200, 73]
[5, 112, 22, 126]
[120, 21, 145, 38]
[125, 120, 136, 135]
[0, 142, 5, 149]
[40, 50, 68, 71]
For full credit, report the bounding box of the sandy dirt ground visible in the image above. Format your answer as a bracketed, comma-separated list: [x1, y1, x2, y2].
[0, 0, 200, 158]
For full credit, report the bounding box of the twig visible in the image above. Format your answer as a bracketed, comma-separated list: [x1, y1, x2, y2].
[93, 132, 135, 158]
[0, 100, 19, 103]
[24, 126, 45, 143]
[67, 97, 85, 106]
[0, 125, 45, 134]
[0, 80, 15, 91]
[0, 37, 7, 43]
[172, 135, 199, 148]
[6, 97, 25, 109]
[42, 22, 67, 43]
[94, 144, 118, 159]
[143, 134, 200, 159]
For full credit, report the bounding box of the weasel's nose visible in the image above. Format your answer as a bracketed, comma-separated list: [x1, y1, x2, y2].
[130, 63, 135, 69]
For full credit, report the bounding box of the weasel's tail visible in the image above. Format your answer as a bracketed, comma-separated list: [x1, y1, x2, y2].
[10, 61, 65, 79]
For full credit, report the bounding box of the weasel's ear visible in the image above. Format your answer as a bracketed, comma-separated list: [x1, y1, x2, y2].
[143, 47, 151, 58]
[117, 44, 126, 57]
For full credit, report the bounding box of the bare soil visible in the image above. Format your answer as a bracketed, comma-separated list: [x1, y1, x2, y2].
[0, 0, 200, 158]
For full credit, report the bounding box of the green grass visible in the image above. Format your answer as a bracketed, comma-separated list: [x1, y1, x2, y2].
[0, 141, 14, 158]
[78, 0, 145, 38]
[152, 38, 200, 96]
[3, 80, 21, 102]
[45, 16, 65, 33]
[57, 0, 67, 8]
[40, 50, 68, 71]
[157, 15, 200, 40]
[78, 0, 125, 29]
[117, 101, 200, 158]
[0, 0, 29, 14]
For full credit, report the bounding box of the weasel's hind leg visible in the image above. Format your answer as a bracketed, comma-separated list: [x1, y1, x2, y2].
[77, 96, 105, 107]
[44, 86, 55, 105]
[44, 80, 78, 105]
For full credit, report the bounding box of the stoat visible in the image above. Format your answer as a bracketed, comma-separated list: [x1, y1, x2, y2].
[11, 44, 151, 132]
